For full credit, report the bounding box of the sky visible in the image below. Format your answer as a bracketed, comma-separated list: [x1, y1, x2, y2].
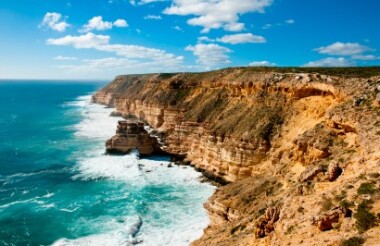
[0, 0, 379, 80]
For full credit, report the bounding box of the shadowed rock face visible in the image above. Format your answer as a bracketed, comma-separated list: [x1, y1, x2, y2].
[93, 68, 380, 246]
[106, 120, 160, 156]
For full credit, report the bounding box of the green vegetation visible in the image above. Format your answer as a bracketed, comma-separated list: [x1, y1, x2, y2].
[169, 88, 191, 106]
[320, 196, 334, 211]
[158, 73, 178, 79]
[357, 182, 377, 195]
[368, 172, 380, 179]
[230, 224, 246, 235]
[218, 66, 380, 78]
[334, 190, 347, 202]
[341, 236, 365, 246]
[354, 201, 378, 233]
[340, 199, 354, 209]
[285, 225, 296, 235]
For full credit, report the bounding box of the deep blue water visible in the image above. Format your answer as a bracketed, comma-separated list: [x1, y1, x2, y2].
[0, 81, 214, 246]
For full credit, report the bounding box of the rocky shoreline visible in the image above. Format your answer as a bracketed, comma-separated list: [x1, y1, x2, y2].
[93, 68, 380, 246]
[106, 119, 229, 185]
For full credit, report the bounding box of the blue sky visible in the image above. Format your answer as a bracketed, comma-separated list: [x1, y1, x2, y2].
[0, 0, 379, 80]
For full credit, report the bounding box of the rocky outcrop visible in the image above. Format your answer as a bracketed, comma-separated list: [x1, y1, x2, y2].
[93, 68, 380, 246]
[254, 206, 281, 238]
[325, 161, 342, 182]
[312, 206, 352, 231]
[106, 120, 160, 156]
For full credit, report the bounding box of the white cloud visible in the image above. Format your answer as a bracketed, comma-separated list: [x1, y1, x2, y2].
[81, 16, 112, 32]
[185, 43, 231, 68]
[60, 57, 137, 71]
[303, 57, 354, 67]
[315, 42, 373, 56]
[41, 12, 70, 32]
[173, 26, 182, 31]
[57, 56, 183, 76]
[285, 19, 295, 24]
[262, 19, 294, 29]
[81, 16, 128, 32]
[114, 19, 129, 27]
[144, 15, 162, 20]
[47, 33, 183, 66]
[164, 0, 273, 33]
[130, 0, 168, 5]
[198, 36, 215, 43]
[249, 61, 276, 66]
[54, 56, 78, 61]
[197, 33, 266, 44]
[224, 23, 245, 32]
[351, 54, 380, 61]
[47, 33, 110, 48]
[217, 33, 266, 44]
[262, 24, 272, 30]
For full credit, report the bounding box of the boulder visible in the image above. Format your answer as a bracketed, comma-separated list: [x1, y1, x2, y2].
[299, 166, 323, 183]
[312, 206, 352, 231]
[326, 161, 342, 181]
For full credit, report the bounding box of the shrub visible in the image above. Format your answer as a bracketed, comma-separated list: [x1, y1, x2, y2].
[321, 196, 334, 211]
[285, 225, 296, 235]
[334, 190, 347, 202]
[340, 199, 354, 210]
[341, 236, 365, 246]
[354, 201, 377, 233]
[297, 206, 304, 214]
[357, 183, 376, 195]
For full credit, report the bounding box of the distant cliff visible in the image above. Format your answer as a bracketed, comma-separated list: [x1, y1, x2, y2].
[93, 67, 380, 246]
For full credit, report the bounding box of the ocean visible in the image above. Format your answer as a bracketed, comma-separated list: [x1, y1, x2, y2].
[0, 81, 214, 246]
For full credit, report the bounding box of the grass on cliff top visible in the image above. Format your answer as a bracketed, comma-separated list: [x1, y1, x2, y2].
[194, 66, 380, 78]
[113, 66, 380, 82]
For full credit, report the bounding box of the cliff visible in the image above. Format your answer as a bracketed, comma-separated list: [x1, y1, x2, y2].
[93, 67, 380, 245]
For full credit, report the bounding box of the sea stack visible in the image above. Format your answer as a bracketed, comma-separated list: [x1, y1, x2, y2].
[106, 120, 160, 156]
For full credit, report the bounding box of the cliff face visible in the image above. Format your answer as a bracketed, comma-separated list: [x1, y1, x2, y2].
[93, 68, 380, 245]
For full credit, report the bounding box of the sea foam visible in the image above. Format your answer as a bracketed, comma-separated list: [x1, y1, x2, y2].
[52, 95, 215, 246]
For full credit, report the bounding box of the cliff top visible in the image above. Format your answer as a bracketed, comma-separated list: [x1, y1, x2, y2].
[114, 66, 380, 79]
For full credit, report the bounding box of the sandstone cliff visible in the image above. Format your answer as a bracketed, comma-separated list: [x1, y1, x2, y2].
[93, 67, 380, 245]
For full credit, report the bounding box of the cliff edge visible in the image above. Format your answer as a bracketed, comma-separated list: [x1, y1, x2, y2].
[93, 67, 380, 245]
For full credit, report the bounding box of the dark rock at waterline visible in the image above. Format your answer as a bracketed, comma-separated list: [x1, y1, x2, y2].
[109, 111, 123, 117]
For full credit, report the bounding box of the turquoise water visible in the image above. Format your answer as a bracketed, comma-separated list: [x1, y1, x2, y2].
[0, 81, 214, 246]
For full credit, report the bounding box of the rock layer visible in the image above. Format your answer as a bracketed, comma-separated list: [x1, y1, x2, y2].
[93, 68, 380, 246]
[106, 120, 160, 156]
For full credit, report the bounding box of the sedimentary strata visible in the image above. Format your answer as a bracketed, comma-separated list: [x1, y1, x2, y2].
[94, 68, 380, 245]
[106, 120, 161, 156]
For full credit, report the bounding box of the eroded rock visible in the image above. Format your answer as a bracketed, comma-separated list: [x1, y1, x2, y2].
[299, 165, 323, 183]
[254, 206, 281, 238]
[326, 161, 342, 181]
[312, 206, 352, 231]
[106, 120, 161, 156]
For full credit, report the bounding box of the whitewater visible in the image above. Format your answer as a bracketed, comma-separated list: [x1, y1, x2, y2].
[0, 82, 214, 246]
